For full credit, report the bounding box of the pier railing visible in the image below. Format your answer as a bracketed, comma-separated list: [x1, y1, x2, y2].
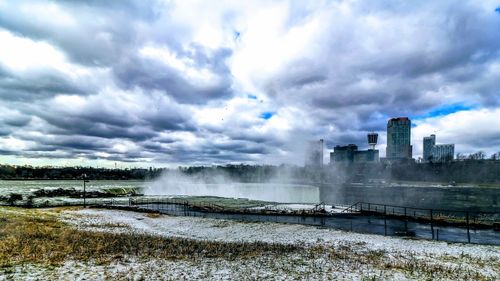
[3, 196, 499, 245]
[342, 201, 499, 242]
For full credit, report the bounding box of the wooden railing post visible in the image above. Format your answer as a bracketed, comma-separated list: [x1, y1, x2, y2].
[430, 209, 434, 240]
[384, 205, 387, 236]
[466, 211, 471, 243]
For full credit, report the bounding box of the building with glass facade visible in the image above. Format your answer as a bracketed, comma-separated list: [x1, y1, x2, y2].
[423, 134, 436, 162]
[386, 117, 412, 159]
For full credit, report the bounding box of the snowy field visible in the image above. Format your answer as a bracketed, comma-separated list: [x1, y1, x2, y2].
[3, 208, 494, 280]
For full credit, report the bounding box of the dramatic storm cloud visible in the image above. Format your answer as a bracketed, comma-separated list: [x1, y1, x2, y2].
[1, 0, 500, 167]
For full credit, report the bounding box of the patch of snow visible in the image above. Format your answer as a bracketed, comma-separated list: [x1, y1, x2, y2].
[249, 203, 348, 214]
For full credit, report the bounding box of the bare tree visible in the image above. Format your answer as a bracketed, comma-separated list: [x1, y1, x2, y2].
[490, 152, 500, 161]
[468, 151, 486, 160]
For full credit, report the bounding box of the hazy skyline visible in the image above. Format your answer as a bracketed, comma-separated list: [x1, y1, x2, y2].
[1, 0, 500, 167]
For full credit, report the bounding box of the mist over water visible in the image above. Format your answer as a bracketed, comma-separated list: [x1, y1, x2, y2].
[145, 170, 320, 203]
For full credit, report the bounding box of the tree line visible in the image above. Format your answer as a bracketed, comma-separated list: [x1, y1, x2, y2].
[0, 164, 313, 182]
[2, 157, 500, 184]
[0, 165, 162, 180]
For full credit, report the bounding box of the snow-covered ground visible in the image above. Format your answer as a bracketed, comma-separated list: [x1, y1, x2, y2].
[3, 208, 499, 280]
[249, 203, 349, 214]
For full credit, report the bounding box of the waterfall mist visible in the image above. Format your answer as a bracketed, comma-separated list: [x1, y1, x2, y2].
[144, 169, 320, 203]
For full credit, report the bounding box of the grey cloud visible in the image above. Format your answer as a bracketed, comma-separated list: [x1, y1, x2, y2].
[0, 75, 86, 102]
[114, 48, 233, 104]
[0, 0, 160, 66]
[1, 112, 31, 127]
[209, 141, 269, 155]
[1, 0, 500, 164]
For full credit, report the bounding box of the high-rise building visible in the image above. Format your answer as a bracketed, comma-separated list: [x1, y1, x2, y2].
[422, 134, 454, 163]
[423, 134, 436, 162]
[305, 139, 324, 167]
[386, 117, 412, 159]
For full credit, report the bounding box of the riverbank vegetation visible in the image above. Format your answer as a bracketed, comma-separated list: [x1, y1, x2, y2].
[0, 207, 299, 267]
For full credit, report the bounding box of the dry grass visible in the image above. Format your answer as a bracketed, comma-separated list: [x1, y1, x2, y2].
[144, 212, 161, 218]
[0, 208, 299, 267]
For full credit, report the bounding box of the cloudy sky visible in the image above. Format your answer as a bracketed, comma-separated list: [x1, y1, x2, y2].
[0, 0, 500, 167]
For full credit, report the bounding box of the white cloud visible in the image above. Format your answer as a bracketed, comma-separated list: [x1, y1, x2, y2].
[413, 108, 500, 157]
[0, 30, 69, 72]
[1, 0, 500, 166]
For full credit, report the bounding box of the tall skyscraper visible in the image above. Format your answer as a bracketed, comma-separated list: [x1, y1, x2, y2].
[423, 134, 436, 162]
[386, 117, 412, 159]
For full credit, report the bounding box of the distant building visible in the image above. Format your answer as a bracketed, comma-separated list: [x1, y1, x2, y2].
[367, 132, 378, 150]
[330, 144, 379, 164]
[330, 133, 380, 164]
[331, 144, 358, 163]
[423, 134, 454, 163]
[431, 144, 454, 162]
[386, 117, 412, 159]
[305, 139, 324, 167]
[423, 134, 436, 162]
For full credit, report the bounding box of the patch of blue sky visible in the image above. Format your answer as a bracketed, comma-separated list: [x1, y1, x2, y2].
[259, 112, 274, 120]
[247, 94, 257, 100]
[495, 7, 500, 13]
[413, 103, 476, 120]
[234, 31, 241, 40]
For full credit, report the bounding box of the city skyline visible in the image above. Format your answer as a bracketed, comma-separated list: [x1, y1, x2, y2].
[1, 1, 500, 167]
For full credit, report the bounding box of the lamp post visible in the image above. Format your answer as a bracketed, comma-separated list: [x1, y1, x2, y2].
[83, 174, 89, 207]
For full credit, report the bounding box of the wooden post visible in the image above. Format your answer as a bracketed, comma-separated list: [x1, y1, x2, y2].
[430, 209, 434, 240]
[466, 211, 471, 243]
[83, 179, 86, 207]
[384, 205, 387, 236]
[83, 176, 89, 208]
[404, 207, 408, 234]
